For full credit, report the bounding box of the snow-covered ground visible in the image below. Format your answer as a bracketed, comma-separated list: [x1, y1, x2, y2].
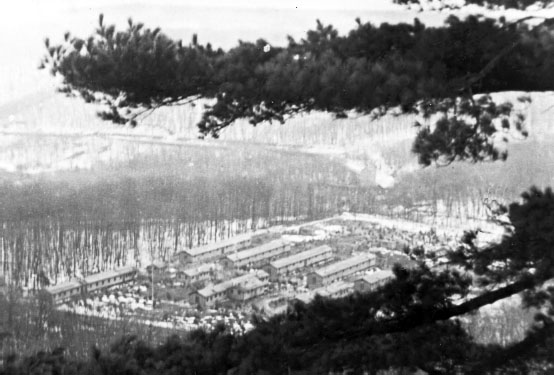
[341, 212, 461, 237]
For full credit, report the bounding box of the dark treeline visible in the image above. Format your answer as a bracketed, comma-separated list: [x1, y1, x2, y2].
[0, 145, 375, 288]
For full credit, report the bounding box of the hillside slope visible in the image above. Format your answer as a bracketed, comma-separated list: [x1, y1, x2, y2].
[1, 90, 552, 190]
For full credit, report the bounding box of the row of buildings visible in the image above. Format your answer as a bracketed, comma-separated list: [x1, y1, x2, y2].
[307, 253, 377, 289]
[294, 269, 395, 304]
[267, 245, 333, 281]
[176, 233, 253, 264]
[180, 231, 393, 308]
[188, 245, 388, 309]
[354, 270, 395, 293]
[176, 235, 294, 271]
[195, 270, 269, 308]
[222, 239, 291, 269]
[44, 266, 137, 304]
[40, 220, 414, 311]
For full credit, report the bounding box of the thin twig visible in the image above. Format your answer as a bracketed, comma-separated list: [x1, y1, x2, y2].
[128, 95, 201, 122]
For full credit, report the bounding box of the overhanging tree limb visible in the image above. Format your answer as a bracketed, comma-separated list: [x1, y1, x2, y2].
[327, 277, 539, 342]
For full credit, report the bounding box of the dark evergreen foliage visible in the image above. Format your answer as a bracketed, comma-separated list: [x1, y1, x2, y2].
[42, 13, 554, 164]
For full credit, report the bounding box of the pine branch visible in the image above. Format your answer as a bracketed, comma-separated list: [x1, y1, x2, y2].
[128, 95, 201, 123]
[465, 15, 554, 90]
[329, 276, 541, 341]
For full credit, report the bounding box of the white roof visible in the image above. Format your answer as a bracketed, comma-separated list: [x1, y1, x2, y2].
[255, 270, 269, 279]
[84, 266, 136, 284]
[358, 270, 394, 284]
[180, 233, 251, 257]
[313, 253, 375, 278]
[45, 279, 82, 294]
[226, 239, 288, 262]
[197, 272, 264, 298]
[270, 245, 332, 269]
[316, 281, 354, 297]
[184, 263, 214, 277]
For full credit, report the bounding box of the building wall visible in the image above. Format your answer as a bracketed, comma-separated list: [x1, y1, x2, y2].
[198, 289, 229, 309]
[269, 249, 333, 281]
[227, 243, 291, 269]
[195, 273, 268, 308]
[181, 238, 252, 264]
[268, 265, 279, 280]
[196, 293, 212, 309]
[229, 285, 265, 302]
[354, 275, 393, 293]
[47, 269, 137, 304]
[221, 258, 234, 269]
[48, 284, 84, 304]
[195, 293, 206, 308]
[308, 273, 324, 289]
[181, 248, 223, 264]
[86, 270, 136, 293]
[308, 257, 376, 289]
[185, 270, 212, 283]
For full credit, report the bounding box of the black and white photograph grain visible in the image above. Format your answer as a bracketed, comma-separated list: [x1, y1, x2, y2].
[0, 0, 553, 374]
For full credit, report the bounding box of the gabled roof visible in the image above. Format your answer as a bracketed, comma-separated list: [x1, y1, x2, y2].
[312, 253, 375, 278]
[178, 233, 252, 257]
[197, 272, 262, 298]
[270, 245, 332, 269]
[316, 281, 354, 297]
[226, 239, 289, 262]
[183, 263, 214, 277]
[357, 269, 394, 284]
[45, 279, 83, 294]
[84, 266, 137, 284]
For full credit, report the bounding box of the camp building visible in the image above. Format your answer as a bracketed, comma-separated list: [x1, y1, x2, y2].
[307, 253, 377, 289]
[195, 270, 269, 308]
[294, 280, 355, 304]
[354, 269, 394, 293]
[182, 263, 216, 284]
[45, 266, 137, 304]
[83, 266, 137, 293]
[44, 280, 84, 304]
[268, 245, 333, 281]
[176, 233, 252, 264]
[222, 239, 291, 269]
[227, 277, 267, 303]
